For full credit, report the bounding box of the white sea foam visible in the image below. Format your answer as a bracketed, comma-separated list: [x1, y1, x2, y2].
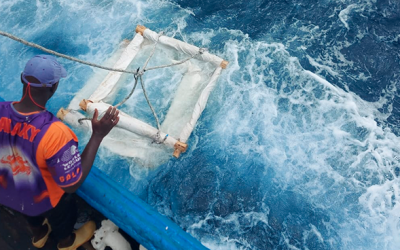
[338, 4, 357, 30]
[205, 27, 400, 248]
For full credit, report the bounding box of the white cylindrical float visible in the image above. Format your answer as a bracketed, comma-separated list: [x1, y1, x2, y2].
[136, 25, 227, 68]
[89, 33, 144, 103]
[80, 100, 178, 149]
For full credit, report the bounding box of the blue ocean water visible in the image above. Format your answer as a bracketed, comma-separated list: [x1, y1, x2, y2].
[1, 0, 400, 249]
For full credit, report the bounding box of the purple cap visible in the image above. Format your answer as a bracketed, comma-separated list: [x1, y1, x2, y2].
[21, 54, 67, 87]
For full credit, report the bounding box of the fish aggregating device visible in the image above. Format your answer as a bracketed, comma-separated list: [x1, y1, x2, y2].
[57, 25, 228, 167]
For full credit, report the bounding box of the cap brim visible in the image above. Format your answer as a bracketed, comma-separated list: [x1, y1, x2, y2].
[21, 73, 29, 84]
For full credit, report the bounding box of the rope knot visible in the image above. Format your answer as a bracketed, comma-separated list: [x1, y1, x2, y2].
[152, 131, 168, 144]
[199, 48, 207, 54]
[134, 67, 144, 80]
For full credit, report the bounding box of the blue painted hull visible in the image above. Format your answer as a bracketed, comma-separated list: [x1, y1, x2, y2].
[78, 167, 208, 250]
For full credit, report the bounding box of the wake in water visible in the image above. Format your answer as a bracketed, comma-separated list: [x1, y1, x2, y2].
[147, 30, 400, 249]
[0, 0, 399, 249]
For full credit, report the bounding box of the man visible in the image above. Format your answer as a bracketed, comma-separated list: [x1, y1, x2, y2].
[0, 54, 119, 250]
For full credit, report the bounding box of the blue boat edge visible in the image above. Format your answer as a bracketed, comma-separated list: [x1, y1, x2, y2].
[77, 166, 209, 250]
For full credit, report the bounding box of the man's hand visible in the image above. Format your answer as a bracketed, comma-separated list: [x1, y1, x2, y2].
[61, 106, 120, 193]
[92, 107, 119, 138]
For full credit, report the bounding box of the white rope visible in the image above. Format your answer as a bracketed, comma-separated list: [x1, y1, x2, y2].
[139, 75, 160, 130]
[0, 29, 204, 144]
[0, 30, 141, 75]
[145, 48, 206, 72]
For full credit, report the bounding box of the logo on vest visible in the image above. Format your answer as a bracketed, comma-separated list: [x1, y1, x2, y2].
[0, 154, 32, 176]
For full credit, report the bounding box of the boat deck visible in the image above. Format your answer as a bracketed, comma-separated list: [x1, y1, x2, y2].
[0, 194, 140, 250]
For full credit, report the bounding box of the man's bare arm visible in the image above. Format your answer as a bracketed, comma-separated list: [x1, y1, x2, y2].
[62, 106, 119, 193]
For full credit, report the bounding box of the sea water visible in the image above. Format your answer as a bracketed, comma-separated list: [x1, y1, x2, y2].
[0, 0, 399, 249]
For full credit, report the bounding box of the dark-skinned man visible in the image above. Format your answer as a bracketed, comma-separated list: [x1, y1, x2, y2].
[0, 54, 119, 250]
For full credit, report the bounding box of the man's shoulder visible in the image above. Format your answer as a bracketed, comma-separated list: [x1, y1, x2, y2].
[38, 121, 79, 161]
[0, 101, 11, 108]
[45, 121, 78, 141]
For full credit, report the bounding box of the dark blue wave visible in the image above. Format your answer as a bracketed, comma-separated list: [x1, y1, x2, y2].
[176, 0, 400, 133]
